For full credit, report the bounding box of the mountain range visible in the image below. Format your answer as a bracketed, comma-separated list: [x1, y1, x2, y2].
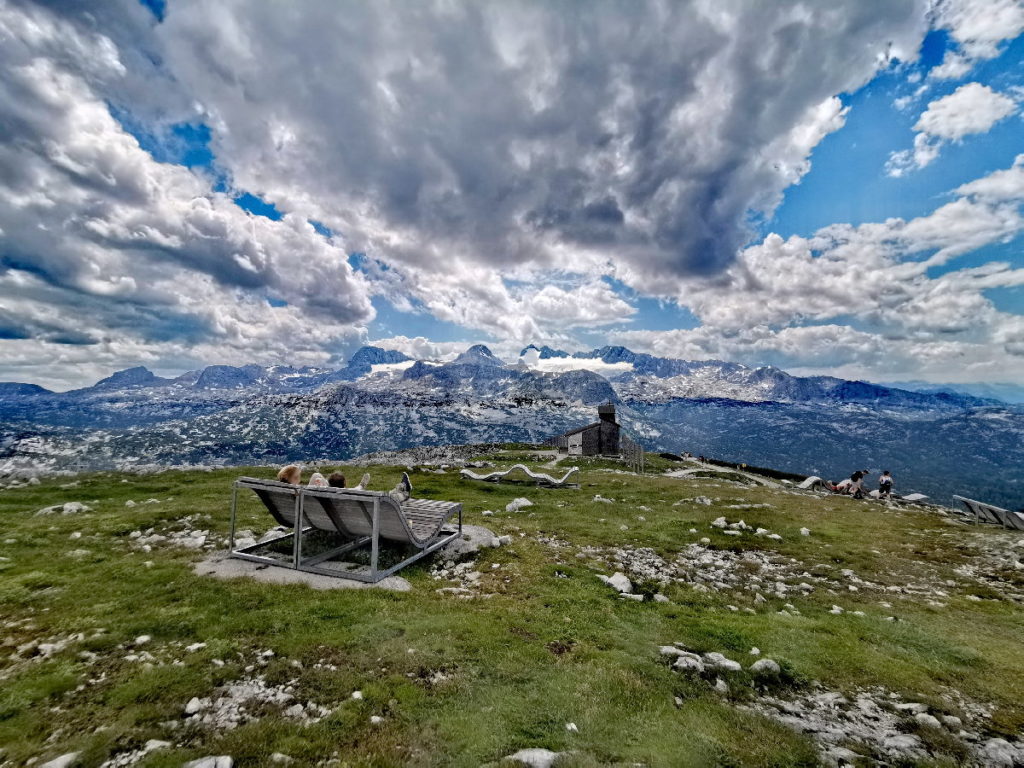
[1, 344, 1021, 509]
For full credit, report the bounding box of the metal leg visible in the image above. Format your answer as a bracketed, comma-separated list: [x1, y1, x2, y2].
[370, 498, 380, 581]
[229, 484, 238, 552]
[292, 493, 304, 568]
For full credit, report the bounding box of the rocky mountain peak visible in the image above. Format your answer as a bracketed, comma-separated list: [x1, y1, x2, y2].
[453, 344, 505, 367]
[93, 366, 164, 390]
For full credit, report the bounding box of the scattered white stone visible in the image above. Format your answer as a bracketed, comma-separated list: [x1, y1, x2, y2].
[185, 643, 206, 653]
[506, 498, 533, 512]
[598, 572, 633, 594]
[749, 647, 761, 656]
[125, 500, 137, 507]
[39, 753, 80, 768]
[370, 715, 384, 725]
[800, 528, 811, 536]
[351, 690, 363, 700]
[673, 655, 705, 673]
[699, 537, 711, 545]
[829, 605, 844, 615]
[915, 712, 942, 729]
[36, 501, 91, 516]
[711, 516, 728, 528]
[766, 533, 783, 541]
[69, 531, 81, 540]
[565, 722, 578, 732]
[183, 757, 233, 768]
[185, 697, 205, 715]
[269, 754, 294, 765]
[481, 510, 494, 516]
[723, 530, 741, 536]
[713, 678, 729, 694]
[506, 748, 563, 768]
[703, 652, 742, 672]
[134, 635, 151, 646]
[979, 737, 1020, 767]
[593, 495, 614, 504]
[750, 658, 781, 676]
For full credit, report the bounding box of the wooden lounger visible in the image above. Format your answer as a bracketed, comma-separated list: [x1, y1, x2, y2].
[229, 477, 462, 582]
[953, 495, 1024, 531]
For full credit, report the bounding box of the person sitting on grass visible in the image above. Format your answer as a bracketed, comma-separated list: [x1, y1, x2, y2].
[277, 464, 301, 484]
[848, 469, 870, 499]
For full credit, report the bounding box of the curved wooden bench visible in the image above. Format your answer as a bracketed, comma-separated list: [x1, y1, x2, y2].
[230, 477, 462, 582]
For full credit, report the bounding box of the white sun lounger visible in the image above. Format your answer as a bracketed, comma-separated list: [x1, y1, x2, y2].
[229, 477, 462, 583]
[460, 463, 580, 487]
[953, 495, 1024, 531]
[797, 476, 828, 491]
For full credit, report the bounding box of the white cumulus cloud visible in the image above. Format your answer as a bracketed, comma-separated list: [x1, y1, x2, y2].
[886, 83, 1017, 175]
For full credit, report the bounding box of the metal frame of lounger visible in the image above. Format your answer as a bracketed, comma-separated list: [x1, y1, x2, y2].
[229, 477, 463, 583]
[459, 463, 580, 488]
[953, 495, 1024, 531]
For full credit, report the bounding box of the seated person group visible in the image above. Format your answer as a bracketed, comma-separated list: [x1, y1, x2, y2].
[276, 464, 413, 503]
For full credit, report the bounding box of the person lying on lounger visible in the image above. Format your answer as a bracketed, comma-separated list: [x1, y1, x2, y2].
[354, 471, 413, 502]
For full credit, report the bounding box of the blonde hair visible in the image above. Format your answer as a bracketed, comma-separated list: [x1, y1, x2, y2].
[276, 464, 301, 484]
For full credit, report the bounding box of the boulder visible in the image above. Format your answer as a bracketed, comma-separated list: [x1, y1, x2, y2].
[183, 758, 233, 768]
[750, 658, 781, 676]
[39, 754, 80, 768]
[505, 748, 563, 768]
[598, 572, 632, 593]
[703, 652, 742, 672]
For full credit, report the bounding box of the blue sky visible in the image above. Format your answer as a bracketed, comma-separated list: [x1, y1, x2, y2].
[1, 0, 1023, 390]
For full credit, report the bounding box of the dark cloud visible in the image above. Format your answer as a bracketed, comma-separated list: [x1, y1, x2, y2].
[153, 0, 926, 282]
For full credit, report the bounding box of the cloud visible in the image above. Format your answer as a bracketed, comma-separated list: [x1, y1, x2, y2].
[0, 2, 374, 386]
[955, 153, 1024, 200]
[518, 348, 634, 377]
[931, 0, 1024, 79]
[609, 154, 1024, 383]
[886, 83, 1017, 175]
[152, 0, 925, 286]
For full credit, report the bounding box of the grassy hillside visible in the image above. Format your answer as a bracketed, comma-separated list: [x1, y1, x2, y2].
[1, 451, 1023, 767]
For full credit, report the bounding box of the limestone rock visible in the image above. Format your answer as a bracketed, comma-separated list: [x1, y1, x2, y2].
[39, 754, 80, 768]
[750, 658, 781, 676]
[183, 758, 233, 768]
[506, 748, 563, 768]
[703, 652, 742, 672]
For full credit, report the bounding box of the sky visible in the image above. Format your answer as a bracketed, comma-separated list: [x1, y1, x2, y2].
[1, 0, 1023, 391]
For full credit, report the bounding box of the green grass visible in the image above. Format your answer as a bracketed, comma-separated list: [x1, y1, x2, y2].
[1, 457, 1023, 766]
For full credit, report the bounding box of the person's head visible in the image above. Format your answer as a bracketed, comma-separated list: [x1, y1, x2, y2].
[882, 470, 890, 476]
[327, 471, 346, 488]
[277, 464, 301, 484]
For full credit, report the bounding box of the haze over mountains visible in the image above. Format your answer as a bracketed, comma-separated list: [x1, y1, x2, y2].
[1, 345, 1021, 509]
